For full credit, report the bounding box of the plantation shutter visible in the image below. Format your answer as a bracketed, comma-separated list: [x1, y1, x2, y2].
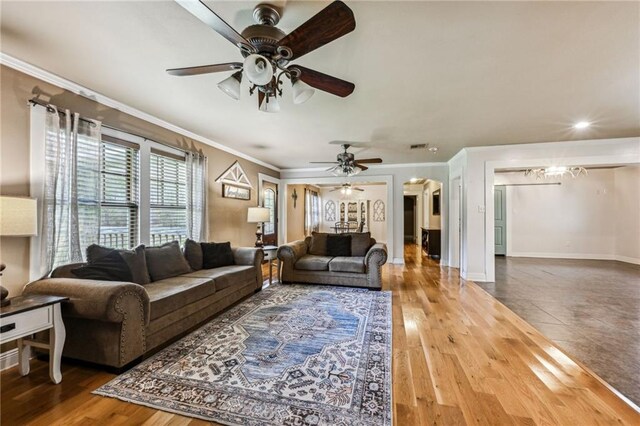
[99, 136, 140, 249]
[150, 149, 188, 245]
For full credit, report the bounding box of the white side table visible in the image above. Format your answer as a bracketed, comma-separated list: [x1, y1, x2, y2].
[262, 245, 279, 285]
[0, 295, 68, 384]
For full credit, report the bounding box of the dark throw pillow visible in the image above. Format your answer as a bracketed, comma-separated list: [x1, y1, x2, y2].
[183, 239, 203, 271]
[86, 244, 150, 284]
[72, 251, 133, 282]
[145, 241, 192, 281]
[309, 232, 328, 256]
[349, 232, 372, 256]
[326, 234, 352, 257]
[201, 242, 235, 269]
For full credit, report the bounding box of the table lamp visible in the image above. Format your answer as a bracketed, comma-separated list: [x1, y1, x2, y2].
[247, 207, 270, 248]
[0, 196, 38, 307]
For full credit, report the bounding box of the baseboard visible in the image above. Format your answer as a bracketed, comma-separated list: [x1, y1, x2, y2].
[508, 252, 615, 261]
[614, 255, 640, 265]
[507, 252, 640, 265]
[392, 257, 405, 265]
[0, 348, 18, 371]
[462, 272, 487, 282]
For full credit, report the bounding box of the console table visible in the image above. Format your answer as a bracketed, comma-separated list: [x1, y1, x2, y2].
[262, 245, 279, 285]
[421, 228, 441, 259]
[0, 295, 68, 384]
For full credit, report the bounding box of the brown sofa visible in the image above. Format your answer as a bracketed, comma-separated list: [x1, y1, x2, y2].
[277, 232, 387, 290]
[23, 247, 263, 369]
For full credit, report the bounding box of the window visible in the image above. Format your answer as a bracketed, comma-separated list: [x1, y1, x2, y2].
[304, 189, 320, 236]
[99, 136, 139, 249]
[263, 188, 275, 235]
[150, 150, 187, 245]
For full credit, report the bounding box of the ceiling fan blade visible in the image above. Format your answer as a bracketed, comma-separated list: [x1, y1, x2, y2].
[166, 62, 242, 76]
[354, 187, 365, 191]
[288, 65, 354, 97]
[356, 164, 369, 171]
[277, 1, 355, 61]
[355, 158, 382, 164]
[175, 0, 254, 51]
[258, 91, 265, 108]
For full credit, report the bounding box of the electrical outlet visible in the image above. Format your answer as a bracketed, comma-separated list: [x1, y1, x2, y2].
[478, 205, 485, 213]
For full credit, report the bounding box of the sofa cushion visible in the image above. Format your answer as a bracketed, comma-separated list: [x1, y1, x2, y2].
[72, 251, 133, 282]
[183, 239, 203, 271]
[309, 232, 328, 256]
[86, 244, 150, 284]
[201, 242, 235, 269]
[295, 255, 334, 271]
[184, 265, 256, 291]
[145, 241, 192, 281]
[348, 232, 372, 256]
[145, 276, 215, 320]
[329, 256, 366, 274]
[326, 234, 351, 257]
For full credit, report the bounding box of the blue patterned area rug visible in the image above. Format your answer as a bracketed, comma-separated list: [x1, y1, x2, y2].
[94, 284, 392, 425]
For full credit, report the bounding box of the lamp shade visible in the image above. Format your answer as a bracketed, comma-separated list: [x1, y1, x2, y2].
[243, 54, 273, 86]
[217, 71, 242, 100]
[247, 207, 270, 223]
[292, 79, 315, 104]
[259, 96, 280, 113]
[0, 196, 37, 236]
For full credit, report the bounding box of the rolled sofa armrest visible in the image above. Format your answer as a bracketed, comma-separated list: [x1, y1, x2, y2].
[277, 240, 308, 283]
[365, 243, 388, 289]
[365, 243, 388, 266]
[277, 240, 308, 264]
[23, 278, 150, 325]
[232, 247, 264, 289]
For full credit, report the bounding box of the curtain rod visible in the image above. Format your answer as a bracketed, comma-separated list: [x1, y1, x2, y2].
[28, 98, 199, 155]
[28, 98, 97, 126]
[496, 183, 562, 186]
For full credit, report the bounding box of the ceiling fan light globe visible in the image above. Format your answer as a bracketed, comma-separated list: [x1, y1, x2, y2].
[292, 79, 315, 104]
[217, 72, 242, 100]
[259, 95, 280, 113]
[243, 54, 273, 85]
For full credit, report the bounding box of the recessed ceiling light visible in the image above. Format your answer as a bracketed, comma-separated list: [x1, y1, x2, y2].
[573, 121, 590, 129]
[428, 146, 439, 152]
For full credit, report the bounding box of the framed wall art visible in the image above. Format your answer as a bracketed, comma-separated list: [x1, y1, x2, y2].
[223, 184, 250, 200]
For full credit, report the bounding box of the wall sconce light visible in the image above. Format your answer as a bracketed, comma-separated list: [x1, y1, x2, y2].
[291, 188, 298, 208]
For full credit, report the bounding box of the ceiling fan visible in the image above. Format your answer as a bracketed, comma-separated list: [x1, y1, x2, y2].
[311, 144, 382, 176]
[168, 0, 356, 112]
[330, 183, 364, 194]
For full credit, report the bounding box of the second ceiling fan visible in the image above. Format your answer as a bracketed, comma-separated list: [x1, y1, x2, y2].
[168, 0, 356, 112]
[311, 144, 382, 176]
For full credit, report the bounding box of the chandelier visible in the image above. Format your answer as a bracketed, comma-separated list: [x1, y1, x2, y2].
[218, 56, 314, 113]
[327, 163, 363, 177]
[524, 166, 588, 179]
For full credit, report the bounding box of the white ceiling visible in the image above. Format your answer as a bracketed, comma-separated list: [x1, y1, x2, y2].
[2, 1, 639, 169]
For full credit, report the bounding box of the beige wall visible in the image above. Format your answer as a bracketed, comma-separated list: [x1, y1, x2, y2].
[0, 65, 279, 297]
[614, 165, 640, 263]
[425, 180, 443, 230]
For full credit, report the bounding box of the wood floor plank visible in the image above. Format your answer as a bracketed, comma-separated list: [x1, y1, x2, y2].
[1, 244, 638, 425]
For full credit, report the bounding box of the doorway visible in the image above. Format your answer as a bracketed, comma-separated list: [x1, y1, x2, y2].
[262, 182, 278, 246]
[494, 185, 506, 256]
[403, 195, 416, 243]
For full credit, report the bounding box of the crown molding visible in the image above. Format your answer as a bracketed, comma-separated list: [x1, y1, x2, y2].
[0, 52, 280, 172]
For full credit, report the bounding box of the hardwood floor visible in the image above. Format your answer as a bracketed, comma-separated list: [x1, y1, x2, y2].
[1, 246, 639, 425]
[478, 256, 640, 407]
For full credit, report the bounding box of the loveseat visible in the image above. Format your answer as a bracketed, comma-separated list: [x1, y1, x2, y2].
[277, 232, 387, 290]
[23, 240, 263, 369]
